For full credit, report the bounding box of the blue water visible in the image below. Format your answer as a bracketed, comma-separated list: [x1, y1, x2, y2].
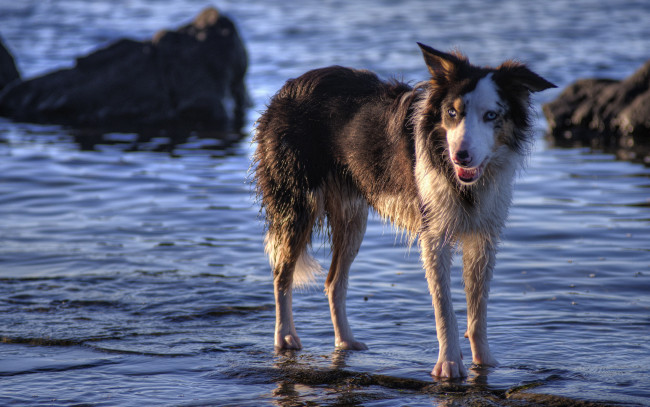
[1, 1, 649, 405]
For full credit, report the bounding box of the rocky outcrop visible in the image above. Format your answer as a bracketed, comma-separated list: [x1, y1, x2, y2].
[0, 36, 20, 91]
[0, 7, 249, 134]
[543, 61, 650, 165]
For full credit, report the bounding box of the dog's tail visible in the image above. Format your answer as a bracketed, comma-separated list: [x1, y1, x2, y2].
[264, 232, 323, 289]
[293, 250, 323, 288]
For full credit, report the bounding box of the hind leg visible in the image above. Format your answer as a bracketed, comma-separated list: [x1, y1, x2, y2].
[267, 211, 317, 350]
[325, 193, 369, 350]
[273, 261, 301, 350]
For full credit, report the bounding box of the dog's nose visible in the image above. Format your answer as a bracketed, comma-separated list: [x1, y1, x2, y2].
[453, 150, 472, 167]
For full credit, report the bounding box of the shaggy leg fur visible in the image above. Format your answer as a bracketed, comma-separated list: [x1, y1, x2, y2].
[267, 206, 318, 350]
[324, 185, 369, 350]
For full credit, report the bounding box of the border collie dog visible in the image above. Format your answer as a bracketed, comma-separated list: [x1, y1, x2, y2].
[253, 43, 555, 378]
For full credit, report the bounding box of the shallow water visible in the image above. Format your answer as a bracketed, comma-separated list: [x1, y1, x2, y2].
[1, 0, 649, 406]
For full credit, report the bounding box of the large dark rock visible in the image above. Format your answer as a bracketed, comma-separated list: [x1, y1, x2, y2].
[0, 7, 249, 134]
[543, 61, 650, 165]
[0, 36, 20, 91]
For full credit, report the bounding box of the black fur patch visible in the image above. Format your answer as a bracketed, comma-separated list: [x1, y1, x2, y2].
[254, 66, 421, 236]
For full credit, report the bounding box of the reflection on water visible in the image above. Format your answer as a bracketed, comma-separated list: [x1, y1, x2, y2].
[70, 129, 248, 154]
[1, 0, 649, 406]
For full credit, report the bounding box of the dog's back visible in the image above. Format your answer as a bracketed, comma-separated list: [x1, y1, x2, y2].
[255, 66, 411, 189]
[255, 67, 381, 198]
[254, 67, 421, 263]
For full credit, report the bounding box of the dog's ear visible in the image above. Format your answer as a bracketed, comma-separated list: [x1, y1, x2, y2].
[417, 42, 467, 85]
[495, 60, 557, 93]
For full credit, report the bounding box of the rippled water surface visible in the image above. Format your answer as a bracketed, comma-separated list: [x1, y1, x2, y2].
[1, 1, 649, 406]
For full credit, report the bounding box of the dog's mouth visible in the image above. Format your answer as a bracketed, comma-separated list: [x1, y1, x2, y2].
[454, 162, 485, 185]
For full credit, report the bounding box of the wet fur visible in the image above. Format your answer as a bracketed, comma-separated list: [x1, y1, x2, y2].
[253, 43, 555, 378]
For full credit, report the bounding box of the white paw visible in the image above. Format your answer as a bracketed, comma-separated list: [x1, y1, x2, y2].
[468, 339, 499, 367]
[335, 339, 368, 351]
[432, 358, 467, 379]
[275, 333, 302, 350]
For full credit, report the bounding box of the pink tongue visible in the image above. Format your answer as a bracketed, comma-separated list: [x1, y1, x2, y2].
[457, 167, 477, 180]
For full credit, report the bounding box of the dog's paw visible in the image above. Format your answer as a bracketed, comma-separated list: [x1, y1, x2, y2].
[335, 340, 368, 351]
[431, 359, 467, 379]
[472, 353, 499, 367]
[275, 333, 302, 350]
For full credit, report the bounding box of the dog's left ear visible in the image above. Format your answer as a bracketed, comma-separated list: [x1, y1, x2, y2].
[418, 42, 467, 86]
[495, 60, 557, 93]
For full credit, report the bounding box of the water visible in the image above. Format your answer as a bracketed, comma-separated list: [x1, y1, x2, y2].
[0, 0, 649, 405]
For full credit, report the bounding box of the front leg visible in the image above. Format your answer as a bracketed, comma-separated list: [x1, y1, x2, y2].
[421, 233, 467, 379]
[462, 234, 499, 367]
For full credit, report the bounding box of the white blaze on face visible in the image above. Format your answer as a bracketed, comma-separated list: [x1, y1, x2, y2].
[445, 73, 502, 184]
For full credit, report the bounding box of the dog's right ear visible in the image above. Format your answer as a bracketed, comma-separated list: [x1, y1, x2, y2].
[417, 42, 467, 86]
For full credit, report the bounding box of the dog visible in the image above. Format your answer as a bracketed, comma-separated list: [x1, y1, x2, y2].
[253, 43, 555, 378]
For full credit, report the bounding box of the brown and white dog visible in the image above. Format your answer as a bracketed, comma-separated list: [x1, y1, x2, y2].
[253, 43, 555, 378]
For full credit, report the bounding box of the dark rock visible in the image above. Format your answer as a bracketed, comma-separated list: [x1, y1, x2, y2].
[543, 61, 650, 165]
[0, 35, 20, 91]
[0, 7, 249, 134]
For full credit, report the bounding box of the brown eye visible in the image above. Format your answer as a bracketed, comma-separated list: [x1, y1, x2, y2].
[448, 108, 457, 118]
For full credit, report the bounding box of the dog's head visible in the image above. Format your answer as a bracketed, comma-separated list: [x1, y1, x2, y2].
[417, 43, 556, 185]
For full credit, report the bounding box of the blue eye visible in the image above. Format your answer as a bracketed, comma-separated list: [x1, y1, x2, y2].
[484, 111, 498, 121]
[448, 109, 457, 118]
